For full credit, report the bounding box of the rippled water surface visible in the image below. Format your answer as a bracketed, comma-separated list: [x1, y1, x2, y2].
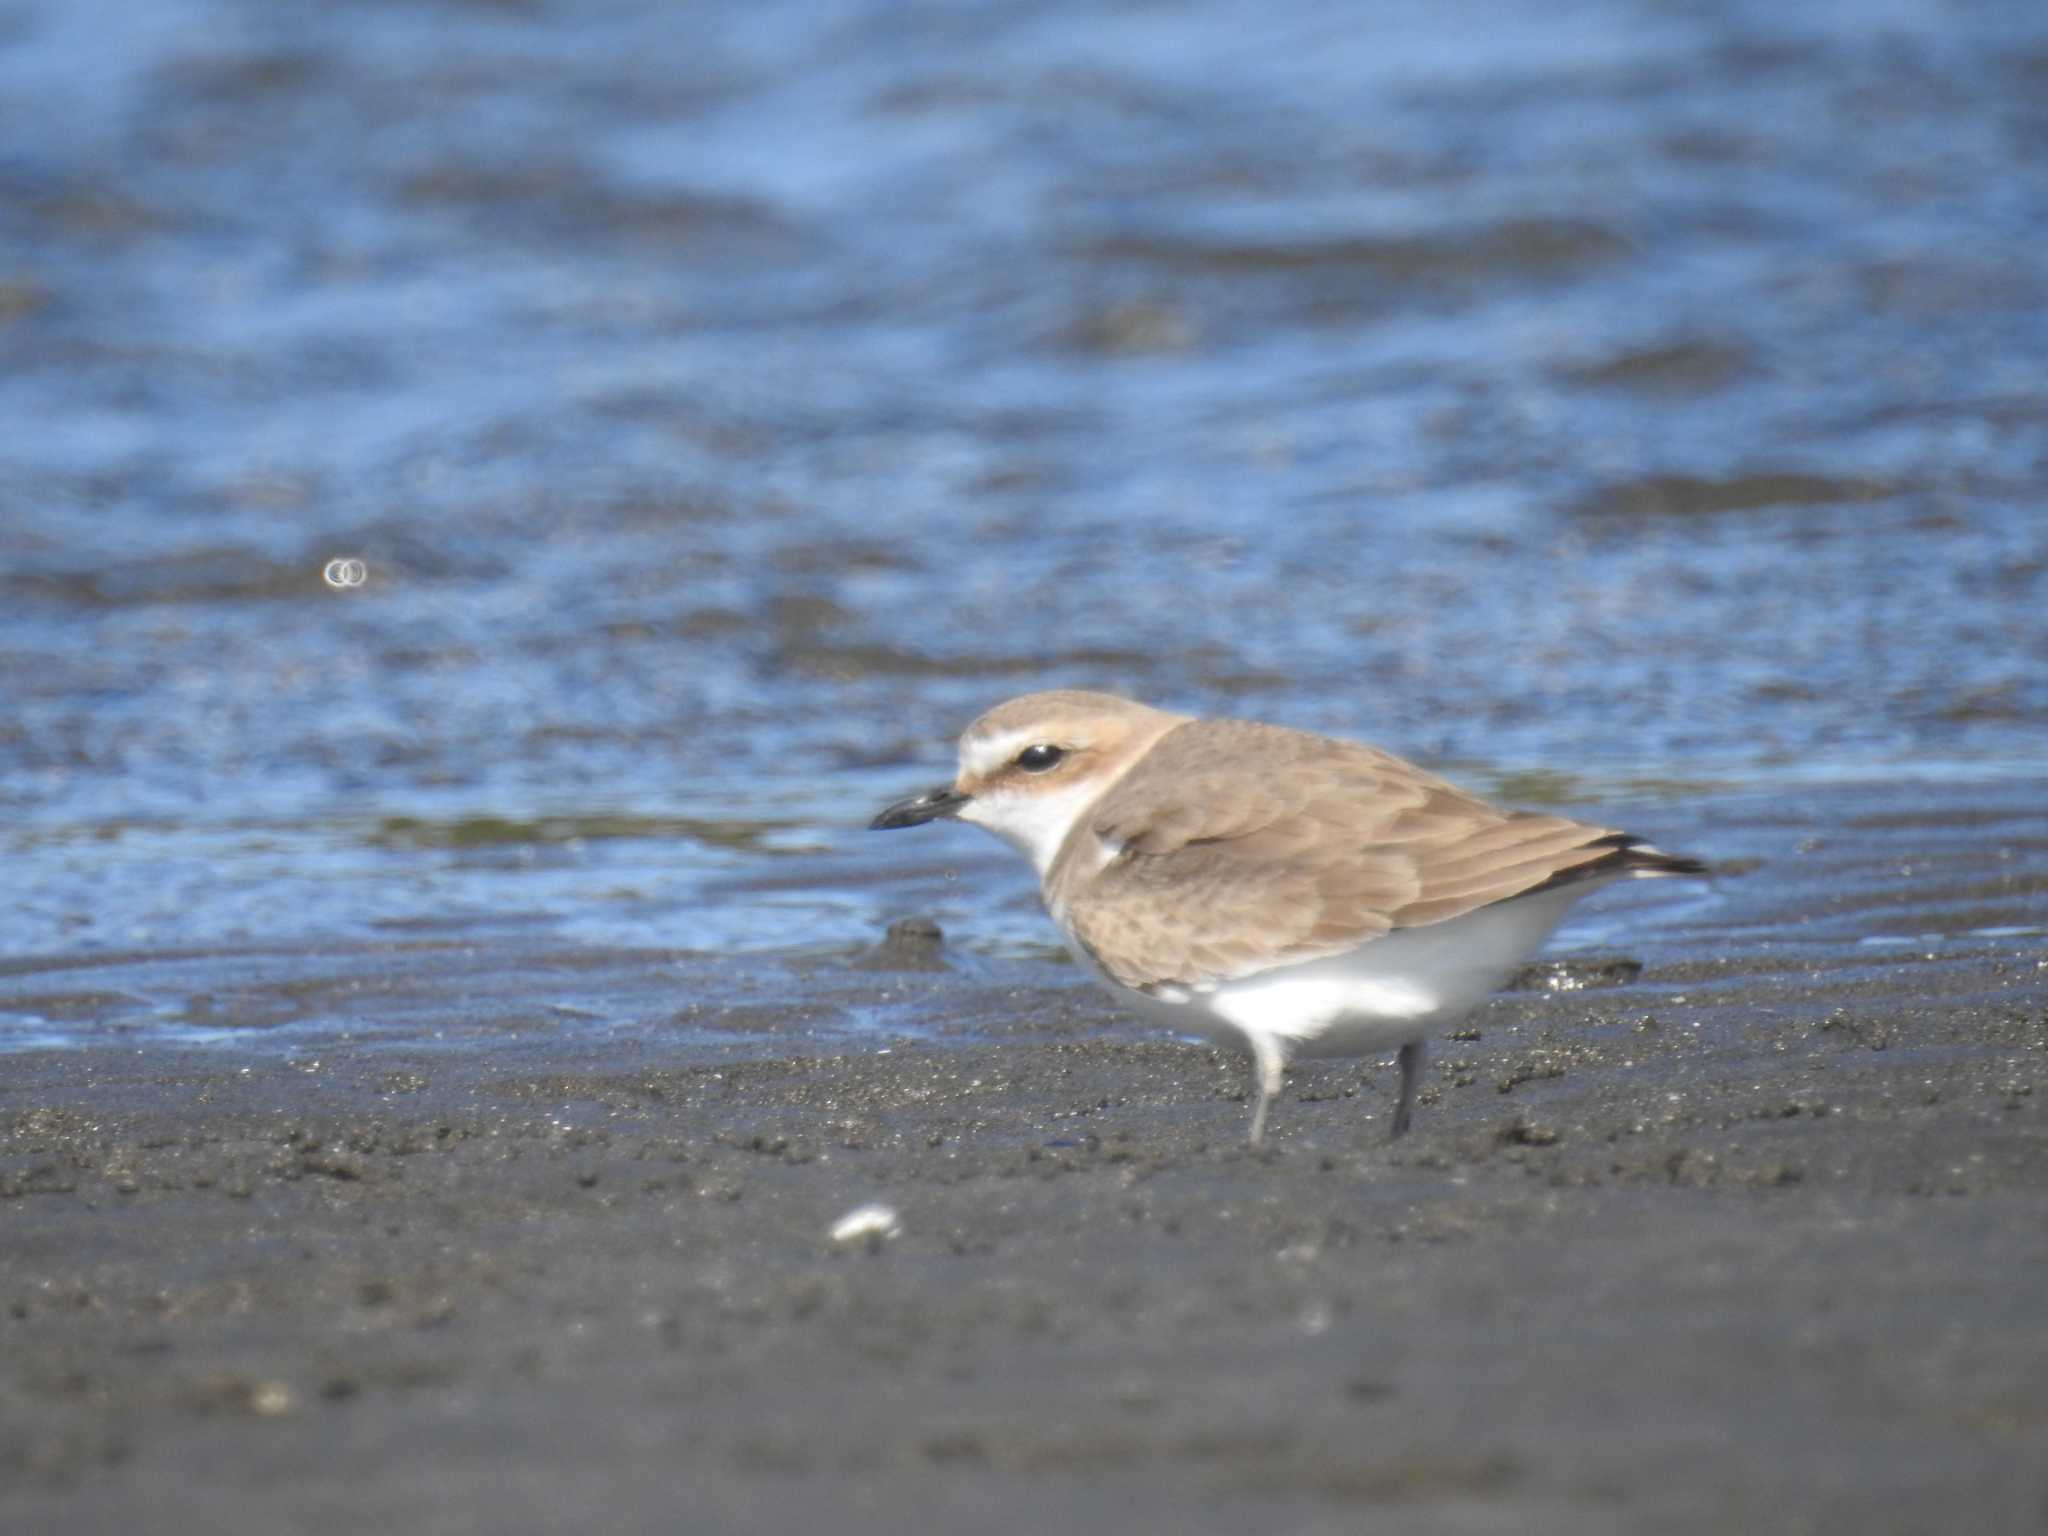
[3, 0, 2044, 1047]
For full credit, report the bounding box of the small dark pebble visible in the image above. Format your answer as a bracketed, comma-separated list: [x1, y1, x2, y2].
[852, 916, 949, 971]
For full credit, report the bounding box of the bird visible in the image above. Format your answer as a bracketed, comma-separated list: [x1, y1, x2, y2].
[870, 690, 1706, 1144]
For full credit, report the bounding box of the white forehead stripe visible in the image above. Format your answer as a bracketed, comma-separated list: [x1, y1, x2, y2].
[960, 725, 1054, 782]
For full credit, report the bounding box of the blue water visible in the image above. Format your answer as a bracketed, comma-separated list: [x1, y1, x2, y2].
[2, 0, 2044, 1046]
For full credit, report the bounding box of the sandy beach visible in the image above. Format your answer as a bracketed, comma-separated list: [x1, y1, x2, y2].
[5, 778, 2044, 1533]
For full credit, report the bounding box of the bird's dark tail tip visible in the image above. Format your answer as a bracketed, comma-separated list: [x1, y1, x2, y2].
[1605, 836, 1709, 878]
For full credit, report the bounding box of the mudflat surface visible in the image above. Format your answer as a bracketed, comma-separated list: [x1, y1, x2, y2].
[5, 779, 2045, 1534]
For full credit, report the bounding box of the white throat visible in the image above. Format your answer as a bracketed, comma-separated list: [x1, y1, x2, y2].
[958, 777, 1107, 879]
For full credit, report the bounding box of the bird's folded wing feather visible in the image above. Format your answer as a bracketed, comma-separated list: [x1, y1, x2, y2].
[1057, 720, 1625, 991]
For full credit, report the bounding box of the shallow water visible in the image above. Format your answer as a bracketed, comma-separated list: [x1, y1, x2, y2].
[2, 0, 2045, 1049]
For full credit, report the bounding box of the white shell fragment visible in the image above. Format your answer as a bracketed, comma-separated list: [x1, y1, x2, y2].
[828, 1202, 902, 1247]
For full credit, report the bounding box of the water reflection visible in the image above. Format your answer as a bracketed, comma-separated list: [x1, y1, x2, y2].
[2, 0, 2043, 1044]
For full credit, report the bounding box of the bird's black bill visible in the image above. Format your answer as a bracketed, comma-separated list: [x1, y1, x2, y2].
[869, 785, 971, 831]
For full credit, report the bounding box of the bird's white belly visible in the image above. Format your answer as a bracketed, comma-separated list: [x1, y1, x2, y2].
[1065, 883, 1589, 1060]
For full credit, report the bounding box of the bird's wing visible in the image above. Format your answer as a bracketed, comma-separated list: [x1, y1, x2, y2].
[1054, 719, 1636, 992]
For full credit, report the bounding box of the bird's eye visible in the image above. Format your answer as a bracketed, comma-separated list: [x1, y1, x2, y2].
[1015, 744, 1066, 772]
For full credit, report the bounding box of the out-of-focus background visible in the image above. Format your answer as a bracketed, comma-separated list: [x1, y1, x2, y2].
[2, 0, 2044, 1040]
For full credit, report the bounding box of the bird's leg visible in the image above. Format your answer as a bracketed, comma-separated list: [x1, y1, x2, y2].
[1246, 1035, 1287, 1145]
[1392, 1041, 1423, 1139]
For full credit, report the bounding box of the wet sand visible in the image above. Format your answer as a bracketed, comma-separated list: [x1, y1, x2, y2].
[4, 780, 2045, 1533]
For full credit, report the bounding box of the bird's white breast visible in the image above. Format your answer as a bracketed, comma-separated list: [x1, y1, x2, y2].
[1056, 881, 1590, 1059]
